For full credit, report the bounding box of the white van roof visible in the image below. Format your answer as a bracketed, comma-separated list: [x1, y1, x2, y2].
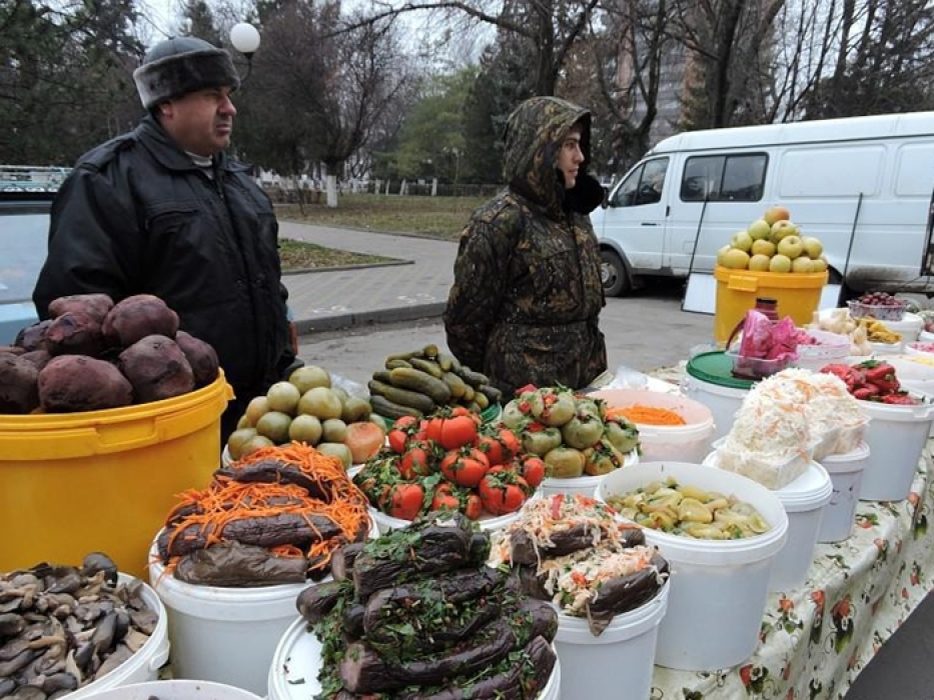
[649, 111, 934, 154]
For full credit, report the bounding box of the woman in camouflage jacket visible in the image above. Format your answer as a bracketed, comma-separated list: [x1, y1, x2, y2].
[444, 96, 608, 398]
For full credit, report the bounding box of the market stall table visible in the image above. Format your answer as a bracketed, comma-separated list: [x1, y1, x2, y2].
[647, 424, 934, 698]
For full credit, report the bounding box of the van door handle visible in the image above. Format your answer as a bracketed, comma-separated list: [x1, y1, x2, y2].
[640, 222, 658, 226]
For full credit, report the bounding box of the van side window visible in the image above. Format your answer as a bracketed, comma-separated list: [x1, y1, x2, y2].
[681, 153, 767, 202]
[611, 157, 669, 207]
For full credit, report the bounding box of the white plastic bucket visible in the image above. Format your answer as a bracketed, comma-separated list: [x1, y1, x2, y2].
[268, 616, 561, 700]
[700, 454, 831, 591]
[541, 450, 638, 498]
[885, 312, 924, 344]
[792, 329, 850, 372]
[553, 582, 668, 700]
[596, 462, 788, 671]
[818, 442, 870, 543]
[590, 388, 716, 464]
[148, 519, 377, 696]
[858, 399, 934, 501]
[69, 575, 170, 700]
[73, 680, 262, 700]
[769, 461, 832, 591]
[681, 375, 749, 446]
[149, 556, 306, 697]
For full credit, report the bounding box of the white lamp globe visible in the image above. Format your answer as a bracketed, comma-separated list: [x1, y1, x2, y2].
[230, 23, 261, 55]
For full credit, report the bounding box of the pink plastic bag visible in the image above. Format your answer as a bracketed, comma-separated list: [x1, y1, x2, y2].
[738, 311, 798, 362]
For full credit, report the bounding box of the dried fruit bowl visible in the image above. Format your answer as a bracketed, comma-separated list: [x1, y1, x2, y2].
[847, 299, 907, 322]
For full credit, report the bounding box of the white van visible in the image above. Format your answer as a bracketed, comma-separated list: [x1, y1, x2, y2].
[592, 112, 934, 296]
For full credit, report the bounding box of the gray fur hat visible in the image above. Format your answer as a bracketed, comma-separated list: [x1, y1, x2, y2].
[133, 36, 240, 109]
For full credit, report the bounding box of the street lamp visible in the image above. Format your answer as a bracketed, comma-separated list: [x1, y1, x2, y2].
[230, 22, 261, 81]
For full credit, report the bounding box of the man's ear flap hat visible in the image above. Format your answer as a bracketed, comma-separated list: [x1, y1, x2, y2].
[133, 35, 239, 108]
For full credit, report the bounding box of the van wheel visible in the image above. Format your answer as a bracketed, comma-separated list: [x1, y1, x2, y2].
[600, 250, 630, 297]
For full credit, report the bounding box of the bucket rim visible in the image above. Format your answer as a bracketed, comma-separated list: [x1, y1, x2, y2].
[820, 441, 871, 472]
[595, 461, 790, 565]
[0, 371, 233, 427]
[71, 679, 263, 700]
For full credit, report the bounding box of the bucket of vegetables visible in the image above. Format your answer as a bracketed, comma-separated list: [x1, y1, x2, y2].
[591, 388, 716, 464]
[820, 360, 934, 501]
[354, 407, 543, 532]
[149, 443, 378, 696]
[489, 494, 670, 700]
[497, 385, 642, 498]
[271, 511, 562, 699]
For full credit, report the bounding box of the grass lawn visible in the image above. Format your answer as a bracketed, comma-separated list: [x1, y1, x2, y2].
[277, 193, 487, 271]
[279, 193, 487, 240]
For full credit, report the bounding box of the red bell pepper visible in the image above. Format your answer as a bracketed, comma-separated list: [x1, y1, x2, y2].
[858, 361, 900, 393]
[853, 385, 881, 401]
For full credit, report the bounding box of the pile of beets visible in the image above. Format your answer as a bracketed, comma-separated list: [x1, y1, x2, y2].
[0, 293, 219, 414]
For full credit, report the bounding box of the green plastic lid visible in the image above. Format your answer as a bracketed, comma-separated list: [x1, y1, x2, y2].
[686, 351, 757, 390]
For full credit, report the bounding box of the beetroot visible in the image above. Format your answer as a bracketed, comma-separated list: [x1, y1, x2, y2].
[0, 355, 40, 414]
[118, 335, 195, 403]
[175, 330, 220, 387]
[38, 355, 133, 413]
[19, 349, 52, 371]
[48, 293, 115, 324]
[103, 294, 179, 348]
[45, 311, 106, 356]
[14, 320, 52, 352]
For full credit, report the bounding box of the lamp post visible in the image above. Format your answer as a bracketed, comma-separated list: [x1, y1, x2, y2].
[230, 22, 261, 81]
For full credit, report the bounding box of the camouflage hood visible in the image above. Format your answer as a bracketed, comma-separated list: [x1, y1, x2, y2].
[503, 96, 603, 220]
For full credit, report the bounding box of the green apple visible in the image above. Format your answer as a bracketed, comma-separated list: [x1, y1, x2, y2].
[811, 257, 828, 273]
[769, 254, 792, 273]
[777, 235, 804, 259]
[764, 206, 791, 226]
[751, 239, 776, 257]
[748, 219, 772, 240]
[716, 245, 732, 267]
[749, 254, 771, 271]
[770, 220, 797, 243]
[723, 248, 751, 270]
[792, 256, 813, 273]
[801, 236, 823, 259]
[731, 230, 753, 253]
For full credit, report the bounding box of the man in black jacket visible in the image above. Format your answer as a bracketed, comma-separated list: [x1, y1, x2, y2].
[32, 35, 297, 442]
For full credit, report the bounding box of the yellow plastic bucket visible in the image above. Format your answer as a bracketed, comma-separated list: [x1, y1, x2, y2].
[0, 372, 233, 578]
[713, 265, 828, 344]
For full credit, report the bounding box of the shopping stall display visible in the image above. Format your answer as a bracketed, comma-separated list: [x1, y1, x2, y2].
[9, 293, 934, 700]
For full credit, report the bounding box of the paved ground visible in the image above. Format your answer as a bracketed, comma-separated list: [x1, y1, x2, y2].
[280, 220, 934, 700]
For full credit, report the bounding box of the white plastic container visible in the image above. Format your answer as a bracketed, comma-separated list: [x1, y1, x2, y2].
[149, 557, 306, 697]
[72, 680, 262, 700]
[701, 453, 831, 591]
[920, 330, 934, 343]
[554, 582, 668, 700]
[869, 340, 903, 355]
[70, 575, 170, 700]
[590, 388, 716, 464]
[906, 341, 934, 359]
[792, 329, 850, 372]
[885, 311, 924, 344]
[541, 450, 638, 498]
[148, 519, 378, 696]
[769, 461, 832, 591]
[858, 398, 934, 501]
[596, 462, 789, 671]
[268, 616, 562, 700]
[818, 442, 870, 543]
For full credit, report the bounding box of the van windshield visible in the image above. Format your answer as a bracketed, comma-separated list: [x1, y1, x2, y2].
[611, 158, 669, 207]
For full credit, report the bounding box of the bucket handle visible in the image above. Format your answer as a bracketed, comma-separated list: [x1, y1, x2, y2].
[148, 640, 171, 672]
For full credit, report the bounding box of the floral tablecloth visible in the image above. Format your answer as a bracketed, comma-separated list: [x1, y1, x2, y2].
[648, 439, 934, 700]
